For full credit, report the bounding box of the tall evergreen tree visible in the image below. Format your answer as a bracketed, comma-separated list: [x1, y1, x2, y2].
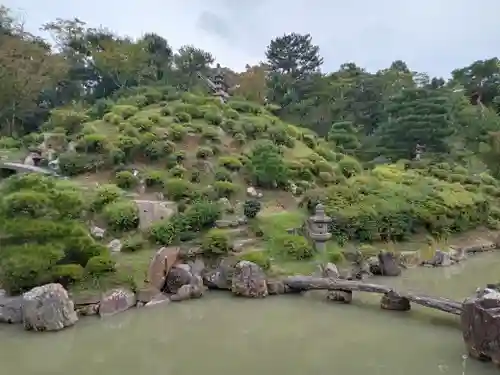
[375, 88, 456, 160]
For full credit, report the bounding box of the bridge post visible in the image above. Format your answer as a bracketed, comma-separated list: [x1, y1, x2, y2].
[380, 290, 411, 311]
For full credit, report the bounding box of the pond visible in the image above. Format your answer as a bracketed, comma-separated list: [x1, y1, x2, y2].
[1, 253, 499, 375]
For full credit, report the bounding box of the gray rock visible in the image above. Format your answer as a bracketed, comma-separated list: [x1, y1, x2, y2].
[202, 259, 236, 290]
[215, 220, 233, 229]
[22, 283, 78, 331]
[145, 294, 170, 307]
[188, 258, 205, 277]
[378, 251, 401, 276]
[424, 249, 452, 267]
[367, 256, 381, 275]
[107, 239, 122, 253]
[99, 288, 136, 317]
[218, 197, 233, 213]
[231, 261, 268, 298]
[0, 293, 23, 324]
[170, 285, 193, 302]
[164, 265, 192, 293]
[322, 262, 340, 279]
[90, 226, 105, 239]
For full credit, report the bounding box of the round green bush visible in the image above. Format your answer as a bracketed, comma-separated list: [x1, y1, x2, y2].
[76, 133, 108, 153]
[111, 105, 139, 119]
[168, 124, 187, 141]
[280, 234, 314, 260]
[85, 255, 116, 276]
[91, 184, 123, 212]
[169, 165, 187, 178]
[144, 170, 165, 188]
[225, 109, 240, 120]
[243, 199, 262, 219]
[160, 106, 173, 116]
[164, 178, 194, 201]
[202, 229, 231, 255]
[196, 146, 213, 159]
[218, 156, 243, 171]
[203, 110, 223, 125]
[175, 112, 192, 123]
[337, 156, 362, 178]
[51, 264, 84, 287]
[213, 181, 239, 198]
[238, 250, 271, 270]
[3, 191, 51, 218]
[202, 127, 220, 142]
[214, 168, 232, 182]
[121, 236, 146, 253]
[115, 170, 139, 189]
[103, 200, 139, 232]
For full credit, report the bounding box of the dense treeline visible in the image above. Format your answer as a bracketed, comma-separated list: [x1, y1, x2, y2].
[2, 6, 500, 173]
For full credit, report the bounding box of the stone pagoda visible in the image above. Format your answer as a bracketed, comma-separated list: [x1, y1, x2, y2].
[308, 203, 332, 254]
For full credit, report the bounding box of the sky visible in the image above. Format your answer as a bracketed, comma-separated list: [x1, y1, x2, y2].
[5, 0, 500, 77]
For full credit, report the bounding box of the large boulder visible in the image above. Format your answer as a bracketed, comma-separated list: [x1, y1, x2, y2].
[146, 246, 180, 291]
[378, 251, 401, 276]
[461, 289, 500, 364]
[22, 283, 78, 332]
[231, 261, 268, 298]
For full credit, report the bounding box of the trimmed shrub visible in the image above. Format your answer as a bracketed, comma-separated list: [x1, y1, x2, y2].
[202, 229, 231, 255]
[243, 199, 262, 219]
[85, 255, 116, 276]
[103, 200, 140, 232]
[115, 170, 139, 189]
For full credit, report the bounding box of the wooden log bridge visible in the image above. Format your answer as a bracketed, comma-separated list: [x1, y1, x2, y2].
[282, 276, 463, 315]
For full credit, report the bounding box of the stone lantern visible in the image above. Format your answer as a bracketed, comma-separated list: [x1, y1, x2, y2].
[309, 203, 332, 254]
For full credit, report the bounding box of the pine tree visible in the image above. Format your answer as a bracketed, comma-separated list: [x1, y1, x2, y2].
[375, 88, 456, 160]
[327, 121, 360, 154]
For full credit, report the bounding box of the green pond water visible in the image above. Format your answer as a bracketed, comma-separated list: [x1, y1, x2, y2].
[1, 253, 500, 375]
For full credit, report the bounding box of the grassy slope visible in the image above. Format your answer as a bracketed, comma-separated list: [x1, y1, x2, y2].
[3, 88, 500, 293]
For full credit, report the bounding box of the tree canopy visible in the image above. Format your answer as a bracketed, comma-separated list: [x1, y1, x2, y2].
[2, 5, 500, 174]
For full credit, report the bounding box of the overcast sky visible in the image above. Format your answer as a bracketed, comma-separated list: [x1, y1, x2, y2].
[5, 0, 500, 77]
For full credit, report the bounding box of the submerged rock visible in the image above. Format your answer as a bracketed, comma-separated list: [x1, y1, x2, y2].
[461, 289, 500, 364]
[99, 288, 136, 317]
[231, 261, 268, 298]
[22, 283, 78, 331]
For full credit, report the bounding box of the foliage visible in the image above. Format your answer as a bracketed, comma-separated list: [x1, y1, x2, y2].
[115, 170, 139, 189]
[102, 199, 140, 232]
[237, 250, 271, 270]
[243, 199, 262, 218]
[201, 229, 231, 255]
[0, 174, 111, 294]
[248, 140, 289, 188]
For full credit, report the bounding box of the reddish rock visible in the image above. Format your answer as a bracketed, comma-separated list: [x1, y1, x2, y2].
[231, 261, 268, 298]
[99, 288, 136, 317]
[146, 246, 180, 291]
[461, 290, 500, 365]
